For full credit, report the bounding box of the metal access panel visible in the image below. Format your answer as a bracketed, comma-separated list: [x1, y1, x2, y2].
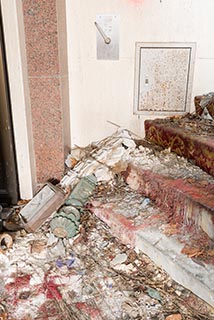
[134, 42, 196, 114]
[95, 14, 119, 60]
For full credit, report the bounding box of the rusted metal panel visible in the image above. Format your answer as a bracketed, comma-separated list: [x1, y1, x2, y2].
[134, 42, 196, 115]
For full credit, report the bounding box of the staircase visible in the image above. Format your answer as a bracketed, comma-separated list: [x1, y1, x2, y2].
[90, 102, 214, 308]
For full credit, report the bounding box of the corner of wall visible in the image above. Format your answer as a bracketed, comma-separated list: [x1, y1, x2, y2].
[56, 0, 71, 155]
[1, 0, 37, 199]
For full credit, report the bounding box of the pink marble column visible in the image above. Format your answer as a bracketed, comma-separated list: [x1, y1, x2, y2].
[22, 0, 65, 183]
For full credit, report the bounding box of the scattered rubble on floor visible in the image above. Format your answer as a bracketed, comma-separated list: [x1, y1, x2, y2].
[1, 127, 214, 318]
[1, 212, 214, 320]
[17, 127, 214, 236]
[195, 92, 214, 120]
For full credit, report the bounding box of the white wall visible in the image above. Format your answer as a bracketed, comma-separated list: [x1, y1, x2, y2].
[66, 0, 214, 146]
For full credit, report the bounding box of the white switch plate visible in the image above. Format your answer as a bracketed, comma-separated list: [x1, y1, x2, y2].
[96, 14, 119, 60]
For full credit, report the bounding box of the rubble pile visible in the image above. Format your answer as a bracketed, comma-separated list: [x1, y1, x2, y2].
[1, 211, 213, 319]
[1, 128, 214, 319]
[195, 92, 214, 120]
[61, 128, 136, 187]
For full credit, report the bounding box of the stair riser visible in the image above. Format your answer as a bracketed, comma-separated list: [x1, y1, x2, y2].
[92, 205, 136, 247]
[124, 165, 214, 240]
[91, 204, 214, 308]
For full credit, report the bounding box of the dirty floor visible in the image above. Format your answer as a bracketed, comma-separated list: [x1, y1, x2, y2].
[1, 208, 214, 320]
[1, 128, 214, 319]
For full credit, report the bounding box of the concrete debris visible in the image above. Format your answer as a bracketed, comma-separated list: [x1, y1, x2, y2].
[1, 128, 214, 318]
[19, 183, 66, 233]
[199, 92, 214, 112]
[5, 127, 214, 238]
[15, 129, 134, 236]
[110, 253, 128, 266]
[60, 129, 136, 187]
[65, 145, 93, 168]
[0, 212, 213, 319]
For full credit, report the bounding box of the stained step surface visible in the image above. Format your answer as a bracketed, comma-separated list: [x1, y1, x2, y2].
[90, 184, 214, 308]
[145, 116, 214, 177]
[122, 143, 214, 240]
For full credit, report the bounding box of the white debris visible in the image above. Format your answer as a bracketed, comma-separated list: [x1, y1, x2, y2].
[60, 129, 136, 188]
[65, 147, 88, 168]
[30, 272, 45, 286]
[110, 253, 128, 266]
[0, 254, 11, 292]
[14, 293, 46, 319]
[94, 166, 113, 182]
[46, 239, 66, 259]
[47, 232, 58, 247]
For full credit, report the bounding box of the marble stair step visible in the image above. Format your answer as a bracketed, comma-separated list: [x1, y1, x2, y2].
[90, 186, 214, 308]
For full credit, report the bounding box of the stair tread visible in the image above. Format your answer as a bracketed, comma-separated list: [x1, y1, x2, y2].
[127, 143, 214, 211]
[145, 116, 214, 176]
[91, 185, 213, 265]
[90, 186, 214, 307]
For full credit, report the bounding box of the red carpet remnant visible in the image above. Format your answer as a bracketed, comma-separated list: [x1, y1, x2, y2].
[145, 117, 214, 177]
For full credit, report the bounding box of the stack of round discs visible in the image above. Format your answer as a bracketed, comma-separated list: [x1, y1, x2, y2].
[50, 206, 80, 238]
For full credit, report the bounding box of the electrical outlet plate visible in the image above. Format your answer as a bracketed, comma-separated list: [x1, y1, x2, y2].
[96, 14, 119, 60]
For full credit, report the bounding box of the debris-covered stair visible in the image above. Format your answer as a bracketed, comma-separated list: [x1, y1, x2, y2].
[145, 94, 214, 177]
[16, 122, 214, 309]
[89, 117, 214, 308]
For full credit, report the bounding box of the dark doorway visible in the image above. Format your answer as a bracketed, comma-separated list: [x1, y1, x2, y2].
[0, 6, 19, 204]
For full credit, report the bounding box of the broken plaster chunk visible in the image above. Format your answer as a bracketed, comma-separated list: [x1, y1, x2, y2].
[175, 289, 182, 297]
[94, 166, 112, 182]
[110, 253, 128, 267]
[46, 239, 66, 258]
[47, 233, 58, 247]
[65, 147, 90, 168]
[65, 155, 78, 169]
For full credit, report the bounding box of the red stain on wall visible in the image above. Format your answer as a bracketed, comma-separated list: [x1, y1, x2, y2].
[129, 0, 144, 3]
